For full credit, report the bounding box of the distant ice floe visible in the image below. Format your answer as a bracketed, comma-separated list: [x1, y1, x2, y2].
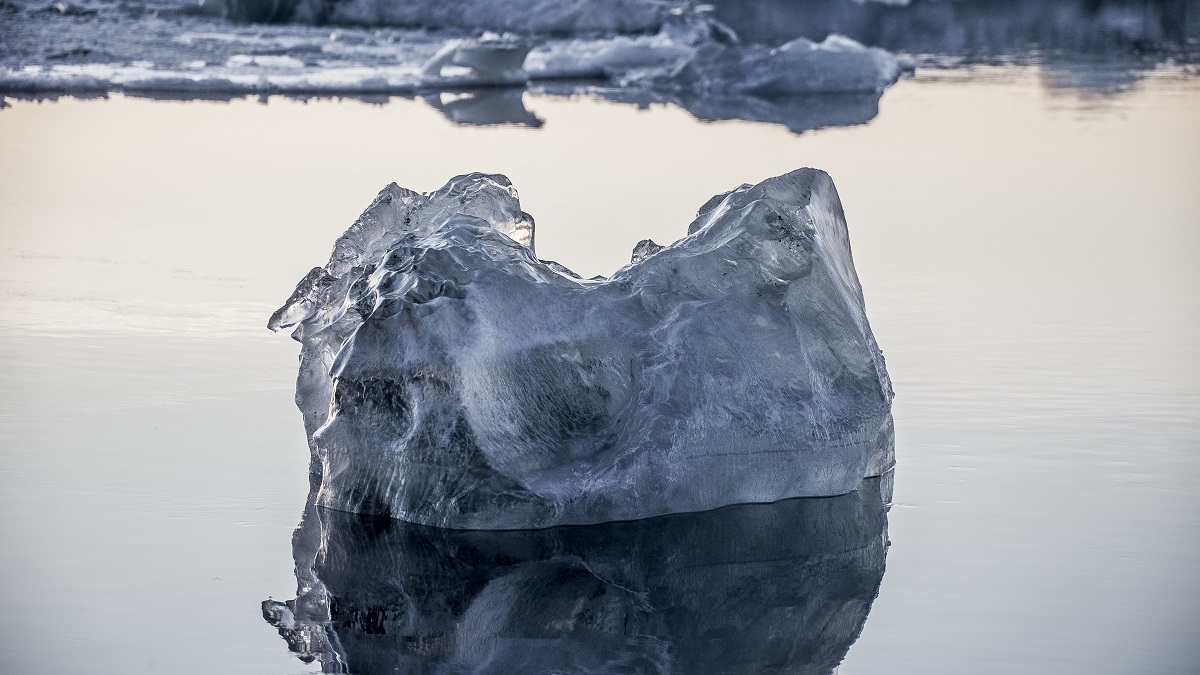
[6, 0, 1188, 127]
[0, 0, 914, 132]
[0, 13, 911, 96]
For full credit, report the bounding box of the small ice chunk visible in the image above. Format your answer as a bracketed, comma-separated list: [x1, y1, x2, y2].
[421, 36, 533, 81]
[634, 34, 915, 94]
[524, 32, 693, 79]
[271, 169, 893, 529]
[523, 14, 737, 80]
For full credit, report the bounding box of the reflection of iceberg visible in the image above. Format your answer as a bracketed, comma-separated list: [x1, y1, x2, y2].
[420, 89, 543, 127]
[263, 474, 893, 674]
[1037, 57, 1153, 99]
[269, 169, 893, 529]
[539, 84, 885, 134]
[663, 90, 882, 134]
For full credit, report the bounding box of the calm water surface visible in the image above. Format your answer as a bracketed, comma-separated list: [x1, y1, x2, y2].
[1, 65, 1198, 673]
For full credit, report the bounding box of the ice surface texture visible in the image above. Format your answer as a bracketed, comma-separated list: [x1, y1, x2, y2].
[271, 169, 894, 529]
[227, 0, 686, 34]
[264, 474, 892, 673]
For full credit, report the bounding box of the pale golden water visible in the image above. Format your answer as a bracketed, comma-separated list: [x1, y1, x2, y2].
[1, 66, 1198, 673]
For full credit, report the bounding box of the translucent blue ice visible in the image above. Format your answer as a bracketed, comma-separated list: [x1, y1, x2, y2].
[271, 169, 893, 528]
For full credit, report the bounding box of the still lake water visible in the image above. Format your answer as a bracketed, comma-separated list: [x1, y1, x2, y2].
[1, 64, 1198, 673]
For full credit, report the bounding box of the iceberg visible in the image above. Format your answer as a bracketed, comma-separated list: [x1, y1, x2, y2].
[270, 168, 893, 529]
[263, 473, 893, 673]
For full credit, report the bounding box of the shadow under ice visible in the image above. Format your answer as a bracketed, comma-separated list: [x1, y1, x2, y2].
[263, 474, 893, 674]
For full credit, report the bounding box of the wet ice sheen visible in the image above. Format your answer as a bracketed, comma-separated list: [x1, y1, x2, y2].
[271, 168, 894, 529]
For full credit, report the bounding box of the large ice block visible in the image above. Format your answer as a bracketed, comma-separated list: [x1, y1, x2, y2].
[270, 168, 893, 529]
